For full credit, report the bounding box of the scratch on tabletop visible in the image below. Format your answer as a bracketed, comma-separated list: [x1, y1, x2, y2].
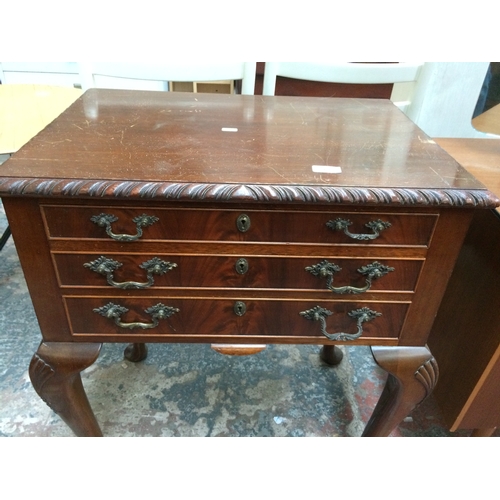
[42, 140, 67, 145]
[428, 166, 451, 187]
[289, 102, 306, 125]
[352, 99, 372, 108]
[268, 165, 291, 182]
[418, 135, 435, 144]
[314, 151, 333, 164]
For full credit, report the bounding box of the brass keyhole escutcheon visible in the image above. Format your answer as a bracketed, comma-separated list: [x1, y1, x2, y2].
[236, 214, 251, 232]
[234, 301, 246, 316]
[235, 258, 249, 275]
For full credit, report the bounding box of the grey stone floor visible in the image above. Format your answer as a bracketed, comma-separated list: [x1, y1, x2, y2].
[0, 194, 479, 438]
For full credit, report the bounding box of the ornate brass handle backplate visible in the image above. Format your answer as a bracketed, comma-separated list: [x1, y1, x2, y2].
[300, 306, 381, 341]
[90, 213, 159, 242]
[93, 302, 179, 330]
[84, 256, 177, 289]
[327, 218, 391, 241]
[305, 259, 394, 294]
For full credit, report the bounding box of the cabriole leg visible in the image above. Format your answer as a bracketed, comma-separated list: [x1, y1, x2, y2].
[362, 345, 438, 437]
[29, 342, 103, 437]
[320, 345, 343, 365]
[124, 342, 148, 362]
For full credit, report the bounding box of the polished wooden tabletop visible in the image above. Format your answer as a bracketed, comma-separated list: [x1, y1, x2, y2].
[0, 84, 82, 155]
[1, 89, 496, 208]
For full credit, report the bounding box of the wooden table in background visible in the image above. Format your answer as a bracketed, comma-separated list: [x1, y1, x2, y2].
[431, 138, 500, 436]
[472, 103, 500, 137]
[0, 91, 497, 437]
[0, 84, 82, 250]
[0, 84, 82, 155]
[436, 139, 500, 208]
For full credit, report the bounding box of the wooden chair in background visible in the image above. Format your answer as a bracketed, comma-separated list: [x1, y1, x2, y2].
[262, 62, 496, 138]
[262, 62, 424, 112]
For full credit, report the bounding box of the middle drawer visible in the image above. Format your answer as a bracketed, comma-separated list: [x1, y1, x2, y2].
[53, 253, 423, 293]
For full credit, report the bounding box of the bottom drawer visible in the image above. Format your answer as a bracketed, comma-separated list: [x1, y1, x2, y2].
[64, 297, 409, 341]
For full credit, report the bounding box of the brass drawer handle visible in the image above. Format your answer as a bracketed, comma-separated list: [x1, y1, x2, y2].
[300, 306, 381, 341]
[305, 260, 394, 294]
[90, 213, 159, 242]
[84, 256, 177, 289]
[93, 302, 179, 330]
[327, 218, 391, 241]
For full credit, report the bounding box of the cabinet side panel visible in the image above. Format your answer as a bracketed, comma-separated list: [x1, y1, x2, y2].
[3, 197, 72, 341]
[428, 208, 500, 429]
[398, 208, 474, 346]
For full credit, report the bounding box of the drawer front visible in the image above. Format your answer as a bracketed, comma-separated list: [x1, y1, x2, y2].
[65, 297, 409, 340]
[43, 205, 437, 246]
[54, 253, 423, 292]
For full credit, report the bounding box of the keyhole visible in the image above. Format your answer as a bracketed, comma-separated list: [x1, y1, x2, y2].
[236, 214, 251, 232]
[234, 301, 246, 316]
[235, 258, 249, 275]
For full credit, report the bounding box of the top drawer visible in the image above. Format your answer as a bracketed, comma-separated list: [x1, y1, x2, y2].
[42, 205, 438, 246]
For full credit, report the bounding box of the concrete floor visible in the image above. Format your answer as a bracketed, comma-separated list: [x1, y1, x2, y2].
[0, 195, 487, 438]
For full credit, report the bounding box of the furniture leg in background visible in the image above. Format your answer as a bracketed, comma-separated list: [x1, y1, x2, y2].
[0, 225, 11, 251]
[124, 342, 148, 362]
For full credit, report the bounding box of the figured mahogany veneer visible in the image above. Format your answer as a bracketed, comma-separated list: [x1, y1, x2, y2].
[52, 253, 424, 292]
[64, 296, 410, 340]
[42, 205, 438, 246]
[1, 90, 497, 437]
